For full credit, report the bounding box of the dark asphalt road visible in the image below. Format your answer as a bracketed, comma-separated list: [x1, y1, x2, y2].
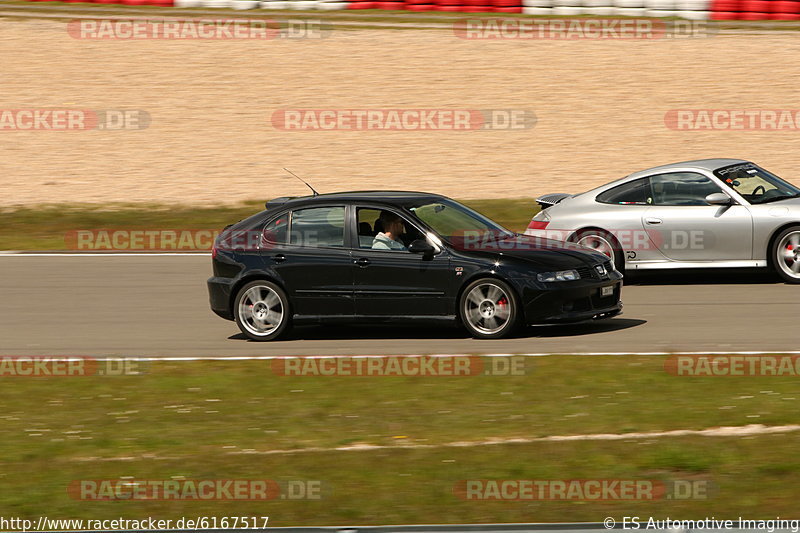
[1, 255, 796, 356]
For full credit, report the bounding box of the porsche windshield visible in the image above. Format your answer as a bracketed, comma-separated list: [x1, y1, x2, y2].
[408, 199, 513, 241]
[714, 163, 800, 205]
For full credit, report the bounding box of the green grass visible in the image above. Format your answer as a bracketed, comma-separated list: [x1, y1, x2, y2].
[0, 198, 538, 250]
[2, 355, 800, 522]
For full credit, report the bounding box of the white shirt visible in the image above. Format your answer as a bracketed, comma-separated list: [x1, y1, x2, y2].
[371, 232, 407, 251]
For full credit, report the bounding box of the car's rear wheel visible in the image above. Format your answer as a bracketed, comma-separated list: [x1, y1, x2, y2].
[460, 278, 520, 339]
[575, 229, 623, 271]
[233, 280, 291, 341]
[771, 226, 800, 283]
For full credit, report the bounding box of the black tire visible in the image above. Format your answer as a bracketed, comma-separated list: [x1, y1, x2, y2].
[573, 229, 624, 272]
[233, 280, 291, 341]
[459, 278, 521, 339]
[770, 226, 800, 284]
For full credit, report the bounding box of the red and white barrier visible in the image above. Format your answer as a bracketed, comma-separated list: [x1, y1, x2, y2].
[710, 0, 800, 19]
[21, 0, 800, 19]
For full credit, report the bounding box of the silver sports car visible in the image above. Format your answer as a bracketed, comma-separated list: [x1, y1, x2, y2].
[524, 159, 800, 283]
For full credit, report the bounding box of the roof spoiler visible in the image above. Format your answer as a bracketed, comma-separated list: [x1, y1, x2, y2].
[265, 196, 294, 210]
[536, 193, 573, 209]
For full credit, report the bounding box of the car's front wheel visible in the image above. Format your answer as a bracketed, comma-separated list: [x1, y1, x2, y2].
[771, 226, 800, 283]
[233, 280, 291, 341]
[460, 278, 520, 339]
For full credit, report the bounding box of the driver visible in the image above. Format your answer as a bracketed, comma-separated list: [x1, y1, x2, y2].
[372, 211, 407, 251]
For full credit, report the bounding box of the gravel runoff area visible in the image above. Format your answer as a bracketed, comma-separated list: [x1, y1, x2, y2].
[2, 18, 800, 206]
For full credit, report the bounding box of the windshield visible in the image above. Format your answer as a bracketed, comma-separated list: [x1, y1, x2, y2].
[714, 163, 800, 205]
[408, 199, 513, 242]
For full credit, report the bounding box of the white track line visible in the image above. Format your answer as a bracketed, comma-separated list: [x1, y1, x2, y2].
[222, 424, 800, 456]
[7, 351, 800, 361]
[0, 252, 208, 256]
[70, 424, 800, 460]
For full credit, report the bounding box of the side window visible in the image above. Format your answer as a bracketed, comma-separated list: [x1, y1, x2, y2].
[261, 214, 289, 245]
[288, 206, 345, 248]
[357, 208, 383, 250]
[596, 178, 652, 205]
[356, 207, 423, 251]
[649, 173, 721, 206]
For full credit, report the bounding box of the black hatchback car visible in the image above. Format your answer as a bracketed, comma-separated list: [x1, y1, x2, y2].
[207, 191, 622, 340]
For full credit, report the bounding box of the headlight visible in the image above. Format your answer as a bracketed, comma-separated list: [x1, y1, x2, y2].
[537, 269, 580, 282]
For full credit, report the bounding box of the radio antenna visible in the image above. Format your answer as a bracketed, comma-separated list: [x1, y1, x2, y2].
[283, 168, 319, 197]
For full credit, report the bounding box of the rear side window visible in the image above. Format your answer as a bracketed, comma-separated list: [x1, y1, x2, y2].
[262, 214, 289, 245]
[596, 177, 651, 205]
[288, 206, 346, 248]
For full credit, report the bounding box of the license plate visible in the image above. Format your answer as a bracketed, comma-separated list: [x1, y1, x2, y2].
[601, 286, 614, 297]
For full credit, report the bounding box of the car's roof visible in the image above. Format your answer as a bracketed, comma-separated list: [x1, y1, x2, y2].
[266, 190, 446, 209]
[628, 158, 749, 179]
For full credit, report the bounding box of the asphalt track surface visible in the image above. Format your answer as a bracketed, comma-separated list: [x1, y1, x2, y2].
[1, 255, 797, 357]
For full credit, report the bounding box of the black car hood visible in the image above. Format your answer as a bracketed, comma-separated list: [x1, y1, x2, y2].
[452, 233, 607, 269]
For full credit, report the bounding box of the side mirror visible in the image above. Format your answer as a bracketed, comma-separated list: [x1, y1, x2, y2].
[705, 192, 734, 206]
[408, 239, 435, 256]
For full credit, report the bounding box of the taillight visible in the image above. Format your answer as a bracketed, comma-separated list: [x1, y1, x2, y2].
[528, 220, 550, 230]
[211, 245, 218, 259]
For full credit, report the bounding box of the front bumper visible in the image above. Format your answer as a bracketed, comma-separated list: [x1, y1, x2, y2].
[521, 278, 623, 325]
[208, 276, 235, 320]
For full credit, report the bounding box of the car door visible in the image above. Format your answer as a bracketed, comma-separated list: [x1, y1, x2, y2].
[592, 176, 666, 263]
[641, 172, 753, 261]
[260, 205, 354, 317]
[351, 206, 452, 317]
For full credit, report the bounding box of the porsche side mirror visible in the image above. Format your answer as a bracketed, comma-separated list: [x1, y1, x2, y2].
[705, 192, 734, 206]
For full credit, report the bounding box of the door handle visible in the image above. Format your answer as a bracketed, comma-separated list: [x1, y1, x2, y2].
[272, 254, 287, 263]
[645, 218, 662, 225]
[354, 257, 370, 267]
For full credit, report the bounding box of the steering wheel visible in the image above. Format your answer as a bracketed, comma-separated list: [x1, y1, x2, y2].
[753, 185, 766, 196]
